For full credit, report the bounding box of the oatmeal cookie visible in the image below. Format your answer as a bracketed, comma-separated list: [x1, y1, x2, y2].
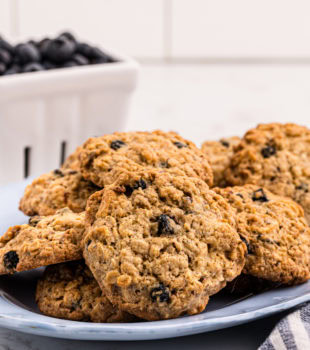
[19, 168, 100, 216]
[215, 185, 310, 284]
[36, 261, 135, 322]
[226, 123, 310, 224]
[201, 136, 240, 187]
[78, 130, 213, 188]
[0, 208, 84, 274]
[83, 170, 245, 320]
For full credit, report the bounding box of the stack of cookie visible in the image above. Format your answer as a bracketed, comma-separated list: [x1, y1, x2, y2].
[1, 126, 310, 322]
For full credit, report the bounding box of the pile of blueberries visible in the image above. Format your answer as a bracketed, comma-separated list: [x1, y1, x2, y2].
[0, 32, 114, 76]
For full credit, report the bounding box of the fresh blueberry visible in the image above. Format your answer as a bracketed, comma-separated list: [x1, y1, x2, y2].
[92, 56, 110, 64]
[0, 62, 6, 75]
[27, 39, 38, 47]
[0, 37, 14, 54]
[62, 61, 78, 68]
[90, 48, 113, 63]
[11, 54, 21, 65]
[76, 42, 93, 58]
[0, 48, 11, 65]
[42, 60, 56, 70]
[45, 37, 76, 63]
[0, 33, 113, 77]
[22, 62, 44, 73]
[38, 38, 51, 58]
[3, 64, 21, 75]
[72, 53, 89, 65]
[58, 31, 76, 43]
[15, 43, 41, 64]
[90, 47, 107, 59]
[76, 43, 113, 63]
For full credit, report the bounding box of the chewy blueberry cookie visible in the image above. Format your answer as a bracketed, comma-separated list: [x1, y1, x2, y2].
[36, 261, 136, 322]
[226, 123, 310, 224]
[0, 208, 84, 274]
[78, 130, 213, 188]
[83, 170, 246, 320]
[215, 185, 310, 285]
[19, 168, 100, 216]
[201, 136, 240, 187]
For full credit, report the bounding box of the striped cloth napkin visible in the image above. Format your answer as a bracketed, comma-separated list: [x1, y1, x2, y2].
[259, 303, 310, 349]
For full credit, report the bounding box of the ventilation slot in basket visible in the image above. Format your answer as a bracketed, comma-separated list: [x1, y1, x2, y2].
[24, 146, 31, 178]
[60, 141, 67, 166]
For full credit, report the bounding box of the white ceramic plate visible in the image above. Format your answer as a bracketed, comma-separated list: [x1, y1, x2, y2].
[0, 180, 310, 341]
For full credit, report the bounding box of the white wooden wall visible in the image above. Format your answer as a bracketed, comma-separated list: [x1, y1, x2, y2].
[1, 0, 310, 61]
[2, 0, 310, 186]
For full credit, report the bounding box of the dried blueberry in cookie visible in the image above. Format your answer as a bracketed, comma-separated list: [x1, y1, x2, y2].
[125, 178, 147, 196]
[28, 216, 41, 227]
[53, 169, 64, 177]
[110, 140, 126, 150]
[240, 237, 253, 255]
[252, 188, 269, 202]
[150, 284, 171, 303]
[261, 144, 276, 158]
[157, 214, 174, 235]
[3, 251, 19, 270]
[173, 141, 187, 149]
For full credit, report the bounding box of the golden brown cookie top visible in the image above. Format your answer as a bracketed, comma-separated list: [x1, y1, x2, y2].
[36, 261, 136, 322]
[226, 123, 310, 223]
[19, 168, 100, 216]
[78, 130, 213, 188]
[201, 136, 240, 187]
[83, 170, 245, 320]
[215, 184, 310, 284]
[0, 208, 84, 274]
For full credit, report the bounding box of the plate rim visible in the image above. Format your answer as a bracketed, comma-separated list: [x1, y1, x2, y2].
[0, 282, 309, 341]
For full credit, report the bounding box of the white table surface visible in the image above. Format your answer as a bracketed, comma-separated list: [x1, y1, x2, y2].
[127, 63, 310, 145]
[1, 63, 309, 349]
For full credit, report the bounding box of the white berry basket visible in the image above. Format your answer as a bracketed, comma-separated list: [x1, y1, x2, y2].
[0, 49, 139, 185]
